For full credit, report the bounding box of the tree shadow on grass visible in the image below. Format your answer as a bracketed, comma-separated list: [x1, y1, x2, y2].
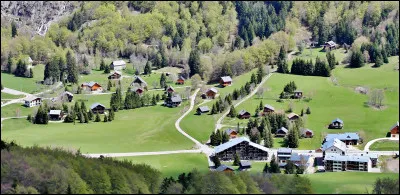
[278, 139, 287, 147]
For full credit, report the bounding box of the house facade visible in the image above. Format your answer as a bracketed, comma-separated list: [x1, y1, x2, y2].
[239, 161, 251, 170]
[110, 60, 126, 71]
[108, 71, 122, 80]
[323, 41, 338, 50]
[24, 96, 42, 107]
[390, 122, 399, 138]
[225, 129, 238, 139]
[131, 76, 148, 90]
[176, 76, 185, 85]
[166, 86, 175, 94]
[287, 113, 299, 122]
[61, 91, 74, 102]
[165, 94, 182, 107]
[49, 110, 63, 121]
[275, 127, 288, 137]
[321, 138, 347, 157]
[213, 137, 269, 161]
[263, 104, 275, 115]
[329, 118, 344, 129]
[238, 110, 250, 119]
[293, 90, 303, 99]
[277, 148, 292, 165]
[300, 128, 314, 138]
[215, 165, 234, 172]
[323, 133, 360, 146]
[324, 154, 370, 172]
[197, 106, 210, 115]
[81, 82, 103, 92]
[204, 88, 218, 99]
[91, 103, 106, 114]
[220, 76, 232, 87]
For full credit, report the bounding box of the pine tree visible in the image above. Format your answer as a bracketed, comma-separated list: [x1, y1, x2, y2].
[300, 109, 304, 116]
[188, 49, 200, 77]
[263, 162, 269, 173]
[100, 59, 106, 71]
[95, 113, 101, 122]
[88, 110, 93, 120]
[104, 63, 110, 73]
[257, 65, 264, 83]
[382, 48, 389, 63]
[11, 21, 17, 38]
[221, 131, 229, 144]
[374, 54, 383, 68]
[306, 107, 311, 114]
[161, 49, 168, 68]
[107, 80, 112, 91]
[7, 53, 13, 74]
[259, 101, 263, 111]
[66, 51, 79, 84]
[144, 61, 152, 75]
[29, 68, 33, 78]
[213, 156, 221, 167]
[84, 112, 89, 123]
[210, 131, 216, 146]
[79, 111, 84, 123]
[269, 154, 280, 173]
[103, 114, 108, 122]
[228, 105, 237, 118]
[109, 109, 115, 121]
[233, 153, 241, 166]
[277, 46, 289, 73]
[160, 73, 167, 89]
[211, 104, 217, 114]
[350, 49, 365, 68]
[215, 129, 222, 145]
[80, 102, 87, 113]
[285, 161, 296, 174]
[250, 73, 257, 84]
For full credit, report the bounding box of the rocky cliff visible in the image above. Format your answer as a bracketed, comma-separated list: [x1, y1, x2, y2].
[1, 1, 80, 36]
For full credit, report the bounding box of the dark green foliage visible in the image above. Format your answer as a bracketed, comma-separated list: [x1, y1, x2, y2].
[44, 56, 61, 84]
[29, 68, 33, 78]
[283, 81, 297, 94]
[374, 54, 383, 68]
[221, 131, 229, 144]
[95, 113, 101, 122]
[256, 65, 264, 83]
[27, 114, 31, 121]
[211, 104, 217, 114]
[286, 124, 300, 148]
[109, 109, 115, 121]
[277, 46, 289, 73]
[34, 105, 49, 125]
[100, 58, 106, 71]
[79, 111, 85, 123]
[107, 80, 112, 91]
[263, 162, 269, 174]
[233, 153, 241, 166]
[188, 49, 200, 77]
[372, 177, 399, 194]
[151, 95, 157, 106]
[11, 21, 17, 38]
[300, 109, 304, 116]
[313, 57, 331, 77]
[103, 114, 108, 122]
[382, 47, 389, 63]
[104, 63, 110, 74]
[284, 161, 296, 174]
[228, 105, 237, 118]
[7, 53, 13, 74]
[144, 61, 152, 75]
[160, 73, 167, 89]
[14, 59, 28, 78]
[1, 140, 161, 194]
[326, 52, 337, 69]
[66, 51, 79, 84]
[212, 156, 221, 167]
[84, 112, 89, 123]
[87, 110, 93, 120]
[250, 73, 257, 84]
[269, 154, 280, 173]
[350, 49, 365, 68]
[306, 107, 311, 114]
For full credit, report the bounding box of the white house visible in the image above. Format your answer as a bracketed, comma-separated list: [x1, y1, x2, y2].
[110, 60, 126, 71]
[321, 138, 347, 156]
[24, 96, 42, 107]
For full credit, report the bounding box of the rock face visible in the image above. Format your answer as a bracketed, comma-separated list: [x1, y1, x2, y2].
[1, 1, 80, 36]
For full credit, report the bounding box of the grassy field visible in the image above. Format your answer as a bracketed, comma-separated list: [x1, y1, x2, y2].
[180, 69, 258, 143]
[305, 172, 398, 194]
[1, 103, 36, 118]
[1, 92, 25, 99]
[370, 140, 399, 151]
[289, 47, 347, 67]
[116, 153, 209, 178]
[226, 56, 399, 149]
[1, 64, 47, 94]
[1, 102, 195, 153]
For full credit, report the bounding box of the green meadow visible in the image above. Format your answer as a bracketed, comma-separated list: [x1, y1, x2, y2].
[1, 64, 48, 94]
[370, 140, 399, 151]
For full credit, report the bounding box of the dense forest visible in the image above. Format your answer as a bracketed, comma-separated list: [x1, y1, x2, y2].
[2, 1, 398, 85]
[1, 140, 316, 194]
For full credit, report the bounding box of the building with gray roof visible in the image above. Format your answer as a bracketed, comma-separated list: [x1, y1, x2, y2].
[324, 132, 359, 145]
[324, 153, 371, 172]
[213, 137, 269, 161]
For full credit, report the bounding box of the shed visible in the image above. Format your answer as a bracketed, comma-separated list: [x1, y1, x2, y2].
[238, 110, 250, 119]
[329, 118, 344, 129]
[108, 71, 122, 80]
[263, 104, 275, 114]
[91, 103, 106, 114]
[220, 76, 233, 87]
[239, 160, 251, 170]
[197, 106, 210, 114]
[275, 127, 288, 137]
[225, 128, 238, 139]
[49, 110, 63, 120]
[110, 60, 126, 71]
[215, 165, 235, 172]
[300, 128, 314, 138]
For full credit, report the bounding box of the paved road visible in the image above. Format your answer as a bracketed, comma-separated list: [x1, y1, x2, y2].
[1, 87, 30, 96]
[83, 149, 202, 158]
[215, 73, 273, 132]
[364, 137, 399, 151]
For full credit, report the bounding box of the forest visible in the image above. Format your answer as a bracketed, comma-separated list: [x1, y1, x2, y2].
[2, 1, 398, 85]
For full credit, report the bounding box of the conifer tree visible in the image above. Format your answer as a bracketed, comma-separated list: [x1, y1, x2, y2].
[211, 104, 217, 114]
[104, 63, 110, 73]
[269, 154, 280, 173]
[222, 131, 229, 144]
[250, 73, 257, 84]
[259, 101, 263, 111]
[88, 110, 93, 120]
[66, 51, 79, 84]
[228, 105, 237, 118]
[100, 58, 105, 70]
[277, 46, 289, 73]
[109, 109, 115, 121]
[213, 156, 221, 167]
[7, 53, 13, 74]
[144, 60, 152, 75]
[215, 129, 222, 145]
[233, 153, 241, 166]
[11, 21, 17, 38]
[263, 162, 269, 173]
[306, 107, 311, 114]
[103, 114, 108, 122]
[79, 111, 84, 123]
[257, 65, 264, 83]
[95, 113, 101, 122]
[300, 109, 304, 116]
[80, 102, 87, 113]
[160, 73, 167, 89]
[188, 49, 200, 77]
[84, 112, 89, 123]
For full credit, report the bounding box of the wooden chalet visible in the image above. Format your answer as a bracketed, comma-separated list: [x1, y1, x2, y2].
[110, 60, 126, 71]
[220, 76, 232, 87]
[215, 165, 234, 172]
[81, 81, 103, 92]
[239, 160, 251, 171]
[287, 113, 299, 121]
[275, 127, 288, 137]
[131, 86, 144, 96]
[61, 91, 74, 102]
[238, 110, 250, 119]
[49, 110, 63, 121]
[213, 137, 269, 161]
[329, 118, 344, 129]
[197, 106, 210, 115]
[263, 104, 275, 114]
[293, 90, 303, 99]
[390, 122, 399, 138]
[176, 76, 185, 85]
[131, 76, 148, 90]
[203, 88, 218, 99]
[108, 71, 122, 80]
[323, 41, 338, 50]
[166, 86, 175, 94]
[225, 128, 238, 139]
[91, 103, 106, 114]
[24, 96, 42, 107]
[323, 133, 360, 146]
[300, 128, 314, 138]
[165, 94, 182, 107]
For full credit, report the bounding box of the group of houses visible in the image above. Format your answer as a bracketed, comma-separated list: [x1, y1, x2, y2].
[277, 148, 312, 168]
[213, 160, 252, 172]
[200, 76, 232, 100]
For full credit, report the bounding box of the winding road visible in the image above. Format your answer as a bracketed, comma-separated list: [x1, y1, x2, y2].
[364, 137, 399, 151]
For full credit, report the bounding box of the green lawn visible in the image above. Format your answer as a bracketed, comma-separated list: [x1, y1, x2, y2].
[1, 103, 36, 118]
[370, 140, 399, 151]
[1, 64, 47, 94]
[116, 153, 209, 178]
[227, 56, 399, 149]
[180, 69, 258, 143]
[305, 172, 398, 194]
[289, 47, 348, 67]
[1, 102, 194, 153]
[1, 92, 25, 99]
